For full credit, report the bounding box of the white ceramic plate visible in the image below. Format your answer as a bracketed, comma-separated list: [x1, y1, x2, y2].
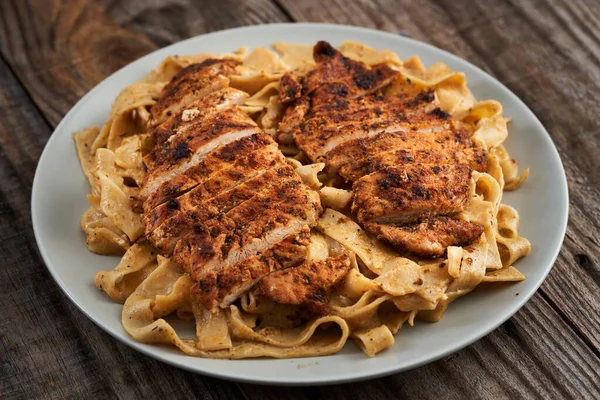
[31, 23, 568, 385]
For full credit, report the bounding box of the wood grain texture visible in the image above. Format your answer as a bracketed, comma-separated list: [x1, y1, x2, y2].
[0, 0, 290, 126]
[0, 0, 599, 398]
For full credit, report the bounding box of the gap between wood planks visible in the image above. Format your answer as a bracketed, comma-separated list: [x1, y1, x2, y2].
[539, 290, 600, 360]
[272, 0, 297, 22]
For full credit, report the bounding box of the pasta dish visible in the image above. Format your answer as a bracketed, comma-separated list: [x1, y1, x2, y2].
[74, 40, 530, 358]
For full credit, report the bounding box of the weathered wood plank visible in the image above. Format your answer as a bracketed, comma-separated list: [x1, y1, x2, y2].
[0, 0, 157, 126]
[0, 0, 291, 127]
[0, 55, 107, 399]
[277, 0, 600, 357]
[102, 0, 291, 47]
[434, 0, 600, 356]
[1, 0, 599, 398]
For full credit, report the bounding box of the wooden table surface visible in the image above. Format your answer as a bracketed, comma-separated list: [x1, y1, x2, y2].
[1, 0, 599, 398]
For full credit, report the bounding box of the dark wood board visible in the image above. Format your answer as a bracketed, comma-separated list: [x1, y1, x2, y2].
[0, 0, 598, 398]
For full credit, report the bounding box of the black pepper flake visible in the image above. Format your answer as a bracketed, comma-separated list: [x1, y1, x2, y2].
[173, 141, 190, 160]
[422, 91, 435, 102]
[167, 198, 179, 209]
[429, 108, 450, 119]
[354, 74, 374, 90]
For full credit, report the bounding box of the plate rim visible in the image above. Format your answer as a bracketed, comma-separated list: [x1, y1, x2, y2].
[31, 22, 569, 385]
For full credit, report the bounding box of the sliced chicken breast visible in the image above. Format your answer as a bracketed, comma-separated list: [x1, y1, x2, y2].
[257, 253, 351, 314]
[302, 41, 398, 96]
[144, 163, 293, 239]
[150, 59, 239, 125]
[143, 133, 280, 212]
[339, 147, 488, 181]
[352, 164, 472, 226]
[363, 217, 484, 258]
[191, 227, 311, 311]
[141, 107, 260, 199]
[147, 167, 312, 254]
[278, 72, 303, 104]
[173, 197, 320, 288]
[322, 124, 471, 175]
[152, 87, 249, 145]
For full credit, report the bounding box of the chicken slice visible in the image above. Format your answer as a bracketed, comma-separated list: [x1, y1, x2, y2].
[191, 227, 311, 311]
[143, 133, 279, 211]
[143, 162, 290, 236]
[352, 164, 472, 226]
[148, 166, 311, 254]
[141, 107, 260, 198]
[296, 114, 449, 163]
[293, 92, 455, 164]
[310, 88, 437, 119]
[323, 123, 471, 174]
[339, 147, 488, 181]
[278, 72, 303, 104]
[309, 65, 399, 110]
[150, 59, 239, 125]
[144, 106, 257, 171]
[302, 41, 398, 96]
[173, 193, 320, 289]
[152, 87, 249, 145]
[363, 217, 484, 258]
[278, 96, 310, 139]
[278, 41, 398, 148]
[257, 253, 351, 314]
